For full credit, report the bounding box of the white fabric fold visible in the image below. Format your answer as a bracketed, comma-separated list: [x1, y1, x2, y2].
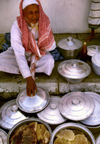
[22, 0, 39, 9]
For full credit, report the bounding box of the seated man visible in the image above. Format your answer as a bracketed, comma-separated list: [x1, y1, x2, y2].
[0, 0, 56, 96]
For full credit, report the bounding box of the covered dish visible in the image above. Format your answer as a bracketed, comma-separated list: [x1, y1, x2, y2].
[57, 37, 82, 59]
[87, 45, 100, 57]
[0, 99, 27, 130]
[58, 59, 91, 83]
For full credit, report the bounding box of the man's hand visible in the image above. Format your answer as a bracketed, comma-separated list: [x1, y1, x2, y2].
[26, 76, 37, 96]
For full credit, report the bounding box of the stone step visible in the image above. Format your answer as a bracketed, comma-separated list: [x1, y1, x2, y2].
[0, 33, 100, 100]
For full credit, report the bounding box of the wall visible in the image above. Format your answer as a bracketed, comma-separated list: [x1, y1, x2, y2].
[0, 0, 100, 34]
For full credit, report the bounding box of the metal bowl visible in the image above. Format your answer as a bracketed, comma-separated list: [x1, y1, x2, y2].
[57, 37, 82, 59]
[96, 135, 100, 144]
[50, 122, 95, 144]
[0, 128, 7, 144]
[58, 59, 91, 83]
[7, 118, 52, 144]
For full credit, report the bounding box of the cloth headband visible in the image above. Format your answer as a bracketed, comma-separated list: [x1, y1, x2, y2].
[22, 0, 39, 9]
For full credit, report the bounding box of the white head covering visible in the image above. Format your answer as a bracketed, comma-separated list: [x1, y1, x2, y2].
[22, 0, 39, 9]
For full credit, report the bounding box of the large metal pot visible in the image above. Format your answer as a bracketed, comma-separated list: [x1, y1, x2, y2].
[50, 122, 95, 144]
[7, 118, 52, 144]
[57, 37, 82, 59]
[57, 59, 91, 83]
[91, 53, 100, 75]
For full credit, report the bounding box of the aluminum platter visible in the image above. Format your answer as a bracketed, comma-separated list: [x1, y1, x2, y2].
[16, 87, 50, 113]
[80, 92, 100, 126]
[37, 96, 67, 125]
[58, 91, 95, 121]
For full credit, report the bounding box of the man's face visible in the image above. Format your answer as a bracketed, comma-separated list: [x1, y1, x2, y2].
[23, 4, 39, 25]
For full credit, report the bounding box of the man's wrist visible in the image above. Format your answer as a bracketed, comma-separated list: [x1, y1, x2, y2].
[26, 76, 32, 81]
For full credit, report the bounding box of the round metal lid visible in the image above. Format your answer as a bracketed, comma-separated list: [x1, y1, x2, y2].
[16, 87, 50, 113]
[0, 99, 27, 130]
[57, 37, 82, 50]
[87, 45, 100, 57]
[58, 92, 95, 121]
[37, 96, 67, 125]
[58, 59, 91, 79]
[96, 135, 100, 144]
[0, 129, 7, 144]
[80, 92, 100, 126]
[92, 53, 100, 66]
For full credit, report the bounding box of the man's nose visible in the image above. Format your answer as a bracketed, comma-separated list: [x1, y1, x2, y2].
[32, 13, 37, 19]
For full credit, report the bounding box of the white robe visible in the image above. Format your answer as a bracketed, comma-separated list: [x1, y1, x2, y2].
[0, 20, 56, 78]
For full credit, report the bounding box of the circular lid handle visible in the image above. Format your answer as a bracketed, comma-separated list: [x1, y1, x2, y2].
[72, 62, 77, 68]
[72, 99, 80, 105]
[95, 46, 98, 52]
[66, 37, 75, 46]
[50, 103, 57, 110]
[11, 105, 18, 113]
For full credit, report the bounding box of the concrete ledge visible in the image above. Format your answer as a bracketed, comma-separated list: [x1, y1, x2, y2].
[1, 59, 100, 99]
[59, 82, 100, 94]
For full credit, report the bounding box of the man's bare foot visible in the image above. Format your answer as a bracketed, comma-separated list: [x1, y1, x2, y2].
[86, 34, 95, 42]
